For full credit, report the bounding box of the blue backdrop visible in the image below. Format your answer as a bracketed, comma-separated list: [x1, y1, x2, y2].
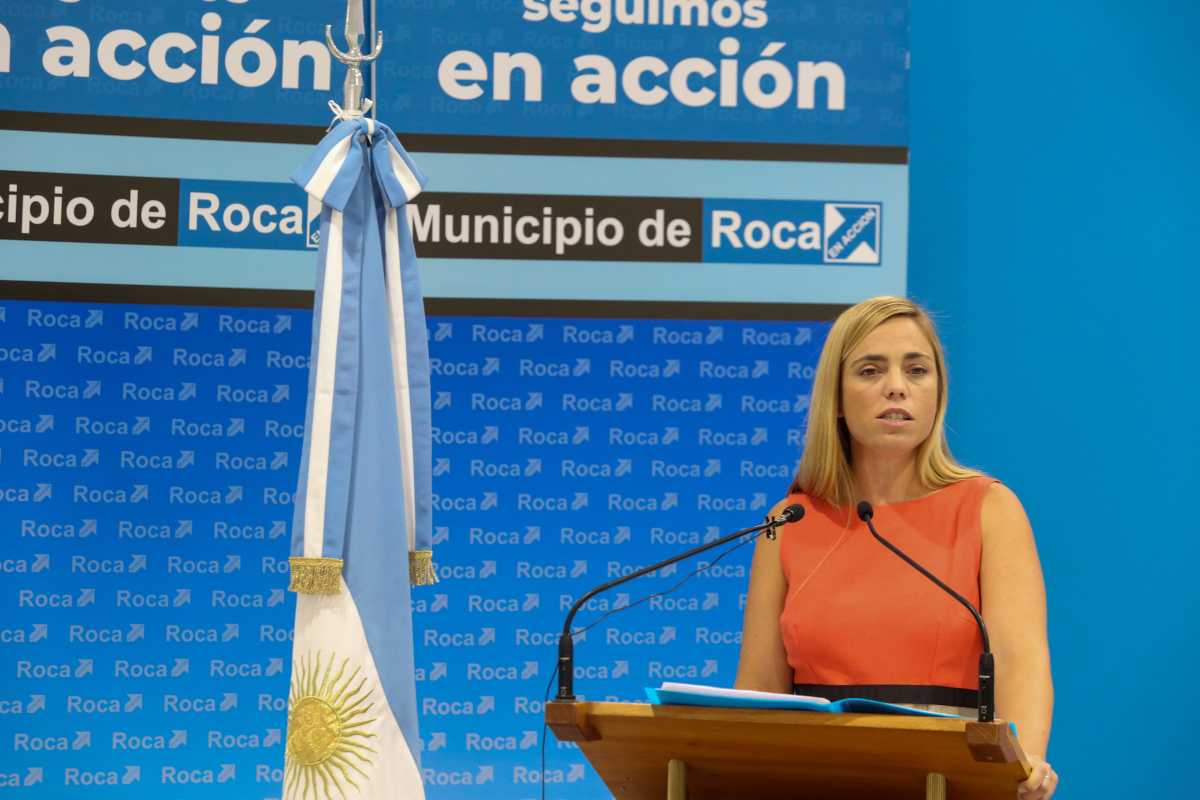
[910, 1, 1200, 796]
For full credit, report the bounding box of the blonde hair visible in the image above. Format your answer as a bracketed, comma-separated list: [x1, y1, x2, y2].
[790, 296, 980, 506]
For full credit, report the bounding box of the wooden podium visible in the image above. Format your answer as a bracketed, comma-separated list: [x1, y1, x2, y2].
[547, 701, 1031, 799]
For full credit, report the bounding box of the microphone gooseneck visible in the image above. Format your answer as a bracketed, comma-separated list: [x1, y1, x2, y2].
[855, 500, 996, 723]
[554, 504, 804, 702]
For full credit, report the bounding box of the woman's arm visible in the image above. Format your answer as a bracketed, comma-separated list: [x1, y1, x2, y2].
[980, 483, 1055, 761]
[733, 502, 794, 693]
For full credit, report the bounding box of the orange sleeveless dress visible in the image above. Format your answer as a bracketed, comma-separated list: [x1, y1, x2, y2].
[778, 476, 996, 708]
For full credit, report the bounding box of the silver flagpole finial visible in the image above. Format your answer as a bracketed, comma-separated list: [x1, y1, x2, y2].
[325, 0, 383, 117]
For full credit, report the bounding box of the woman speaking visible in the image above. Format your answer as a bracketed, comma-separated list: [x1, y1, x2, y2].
[735, 297, 1056, 799]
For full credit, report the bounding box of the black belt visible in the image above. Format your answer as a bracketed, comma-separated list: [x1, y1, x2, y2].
[793, 683, 977, 708]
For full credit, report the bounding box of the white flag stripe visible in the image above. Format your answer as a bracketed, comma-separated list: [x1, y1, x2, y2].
[303, 136, 354, 202]
[383, 209, 419, 552]
[388, 142, 423, 202]
[289, 585, 423, 799]
[301, 210, 345, 558]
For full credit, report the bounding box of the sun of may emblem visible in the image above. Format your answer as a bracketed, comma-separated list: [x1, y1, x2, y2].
[285, 651, 379, 799]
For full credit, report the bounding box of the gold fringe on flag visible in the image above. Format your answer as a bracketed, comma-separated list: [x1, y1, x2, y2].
[288, 557, 344, 595]
[409, 550, 437, 586]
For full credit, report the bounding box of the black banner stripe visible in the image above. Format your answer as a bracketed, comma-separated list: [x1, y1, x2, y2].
[0, 111, 908, 165]
[0, 281, 846, 321]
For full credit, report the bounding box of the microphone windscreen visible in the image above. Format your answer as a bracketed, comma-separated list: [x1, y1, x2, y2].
[780, 504, 805, 523]
[856, 500, 874, 521]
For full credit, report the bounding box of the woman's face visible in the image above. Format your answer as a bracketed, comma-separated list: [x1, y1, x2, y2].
[840, 316, 939, 458]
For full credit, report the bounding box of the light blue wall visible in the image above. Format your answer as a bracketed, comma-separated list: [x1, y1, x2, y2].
[910, 2, 1200, 795]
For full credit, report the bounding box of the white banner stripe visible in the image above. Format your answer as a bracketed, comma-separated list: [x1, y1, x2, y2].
[304, 136, 353, 201]
[301, 210, 344, 558]
[388, 142, 423, 202]
[383, 209, 419, 552]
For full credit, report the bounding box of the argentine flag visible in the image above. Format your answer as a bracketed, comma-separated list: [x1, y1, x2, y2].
[283, 115, 434, 800]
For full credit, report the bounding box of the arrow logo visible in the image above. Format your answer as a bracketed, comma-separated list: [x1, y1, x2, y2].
[664, 359, 681, 377]
[433, 322, 453, 341]
[526, 323, 544, 341]
[571, 492, 589, 510]
[36, 414, 54, 432]
[429, 662, 448, 681]
[273, 314, 292, 333]
[269, 520, 287, 539]
[127, 623, 145, 642]
[220, 693, 238, 711]
[169, 730, 188, 748]
[132, 416, 151, 435]
[33, 483, 52, 502]
[526, 391, 543, 410]
[615, 526, 631, 544]
[572, 426, 589, 444]
[434, 391, 452, 410]
[75, 658, 94, 677]
[433, 458, 451, 477]
[268, 589, 285, 607]
[573, 357, 591, 376]
[134, 346, 153, 365]
[31, 553, 50, 573]
[223, 554, 241, 573]
[171, 658, 189, 677]
[570, 560, 588, 578]
[523, 526, 541, 544]
[706, 325, 724, 344]
[478, 628, 496, 646]
[430, 594, 449, 613]
[173, 588, 191, 607]
[704, 459, 721, 477]
[24, 768, 44, 787]
[522, 593, 540, 611]
[80, 518, 97, 538]
[226, 417, 245, 436]
[85, 309, 104, 328]
[178, 450, 196, 468]
[83, 380, 101, 399]
[121, 766, 140, 785]
[38, 343, 56, 362]
[479, 561, 497, 579]
[477, 695, 495, 714]
[703, 592, 720, 610]
[229, 348, 247, 367]
[222, 623, 239, 642]
[30, 624, 48, 642]
[175, 519, 193, 538]
[181, 312, 199, 331]
[617, 324, 634, 343]
[480, 492, 498, 511]
[272, 384, 290, 403]
[482, 357, 500, 375]
[124, 693, 142, 712]
[77, 588, 95, 607]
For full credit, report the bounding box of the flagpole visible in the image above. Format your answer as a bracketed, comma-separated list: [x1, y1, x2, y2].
[325, 0, 382, 118]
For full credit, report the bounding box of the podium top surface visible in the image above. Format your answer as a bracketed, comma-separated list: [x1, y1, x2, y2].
[548, 701, 1030, 800]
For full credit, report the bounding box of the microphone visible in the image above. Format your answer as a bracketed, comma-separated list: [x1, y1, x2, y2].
[554, 504, 804, 702]
[856, 500, 995, 723]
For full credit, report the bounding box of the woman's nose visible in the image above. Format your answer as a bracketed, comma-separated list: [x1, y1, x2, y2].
[883, 368, 907, 398]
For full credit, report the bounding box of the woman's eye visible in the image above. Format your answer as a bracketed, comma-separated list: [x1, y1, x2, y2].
[909, 365, 929, 376]
[858, 367, 878, 377]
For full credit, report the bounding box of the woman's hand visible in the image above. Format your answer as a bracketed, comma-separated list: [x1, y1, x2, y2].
[1018, 757, 1058, 799]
